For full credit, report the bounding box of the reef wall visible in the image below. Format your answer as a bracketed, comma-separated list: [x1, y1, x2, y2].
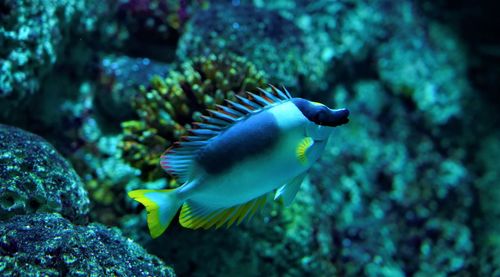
[1, 0, 498, 276]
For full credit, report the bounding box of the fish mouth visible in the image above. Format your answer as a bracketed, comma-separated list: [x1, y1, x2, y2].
[320, 108, 350, 127]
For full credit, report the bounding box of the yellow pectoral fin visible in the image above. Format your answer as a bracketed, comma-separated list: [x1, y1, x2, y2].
[296, 137, 314, 165]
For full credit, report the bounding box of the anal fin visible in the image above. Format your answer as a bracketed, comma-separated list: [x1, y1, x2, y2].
[275, 171, 308, 206]
[179, 194, 268, 230]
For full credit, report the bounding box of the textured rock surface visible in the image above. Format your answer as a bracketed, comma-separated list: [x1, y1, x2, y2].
[305, 80, 474, 275]
[0, 213, 175, 276]
[255, 0, 469, 123]
[177, 3, 319, 91]
[0, 0, 109, 110]
[95, 55, 170, 123]
[0, 124, 89, 223]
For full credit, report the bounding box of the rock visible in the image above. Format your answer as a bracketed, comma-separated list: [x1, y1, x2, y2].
[177, 3, 317, 91]
[376, 21, 469, 125]
[476, 132, 500, 276]
[0, 213, 175, 277]
[95, 55, 169, 123]
[0, 124, 89, 223]
[0, 0, 109, 115]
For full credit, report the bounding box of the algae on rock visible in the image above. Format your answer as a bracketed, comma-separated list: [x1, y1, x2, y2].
[0, 213, 175, 277]
[0, 124, 89, 224]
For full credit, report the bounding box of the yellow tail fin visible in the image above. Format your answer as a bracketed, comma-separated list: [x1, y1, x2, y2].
[128, 189, 182, 238]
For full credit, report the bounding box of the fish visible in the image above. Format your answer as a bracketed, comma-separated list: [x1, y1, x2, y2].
[128, 85, 350, 238]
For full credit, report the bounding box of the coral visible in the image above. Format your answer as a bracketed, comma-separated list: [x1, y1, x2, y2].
[74, 134, 145, 225]
[252, 0, 393, 93]
[177, 3, 318, 91]
[0, 124, 89, 224]
[0, 0, 70, 100]
[304, 81, 473, 275]
[0, 213, 175, 276]
[72, 131, 168, 226]
[0, 0, 111, 116]
[376, 20, 469, 125]
[254, 0, 470, 122]
[121, 54, 267, 181]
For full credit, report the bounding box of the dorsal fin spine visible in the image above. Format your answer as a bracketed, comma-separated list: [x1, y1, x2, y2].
[208, 110, 236, 122]
[246, 92, 271, 106]
[236, 95, 261, 109]
[216, 104, 244, 117]
[191, 129, 219, 136]
[179, 141, 206, 147]
[225, 100, 253, 113]
[183, 136, 206, 141]
[269, 84, 289, 99]
[201, 116, 228, 126]
[193, 122, 221, 130]
[281, 86, 293, 98]
[257, 88, 280, 102]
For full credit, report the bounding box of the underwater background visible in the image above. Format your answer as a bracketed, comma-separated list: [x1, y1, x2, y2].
[0, 0, 499, 276]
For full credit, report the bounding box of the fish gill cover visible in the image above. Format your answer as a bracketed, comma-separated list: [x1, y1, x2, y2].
[0, 0, 499, 276]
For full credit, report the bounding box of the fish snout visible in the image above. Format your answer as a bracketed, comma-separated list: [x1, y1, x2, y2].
[321, 108, 349, 127]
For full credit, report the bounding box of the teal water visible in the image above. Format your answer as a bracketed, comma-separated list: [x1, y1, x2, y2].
[1, 0, 499, 276]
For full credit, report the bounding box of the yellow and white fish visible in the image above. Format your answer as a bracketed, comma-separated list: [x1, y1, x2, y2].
[128, 86, 349, 238]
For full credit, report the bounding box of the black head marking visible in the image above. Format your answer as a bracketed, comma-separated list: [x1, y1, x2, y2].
[291, 98, 349, 127]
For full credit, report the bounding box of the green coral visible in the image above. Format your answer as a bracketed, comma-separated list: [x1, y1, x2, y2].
[121, 54, 267, 181]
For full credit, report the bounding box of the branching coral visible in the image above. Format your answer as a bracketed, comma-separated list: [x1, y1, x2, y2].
[121, 54, 267, 181]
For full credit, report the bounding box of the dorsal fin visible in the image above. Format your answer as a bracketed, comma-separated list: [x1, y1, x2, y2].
[160, 85, 292, 181]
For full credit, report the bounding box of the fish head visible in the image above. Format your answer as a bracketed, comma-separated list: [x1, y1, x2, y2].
[292, 98, 349, 140]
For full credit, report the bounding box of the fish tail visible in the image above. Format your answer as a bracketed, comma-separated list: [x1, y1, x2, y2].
[128, 189, 182, 238]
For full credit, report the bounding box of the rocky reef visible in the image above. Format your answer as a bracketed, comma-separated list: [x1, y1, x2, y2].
[0, 124, 175, 276]
[0, 213, 174, 276]
[0, 124, 89, 224]
[0, 0, 498, 276]
[177, 4, 316, 91]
